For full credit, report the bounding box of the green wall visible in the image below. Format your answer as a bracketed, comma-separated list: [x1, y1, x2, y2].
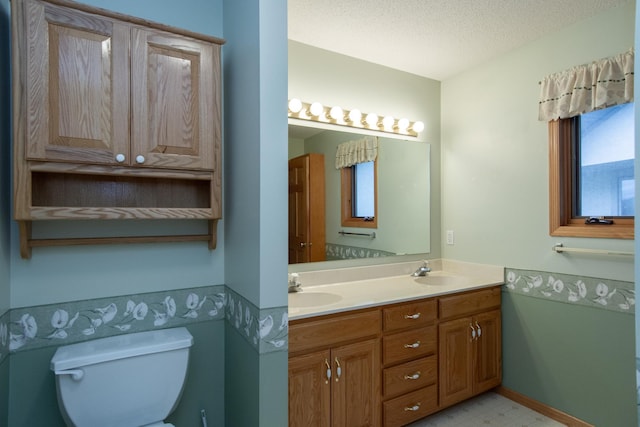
[503, 292, 635, 426]
[1, 0, 11, 422]
[441, 2, 636, 425]
[4, 0, 289, 425]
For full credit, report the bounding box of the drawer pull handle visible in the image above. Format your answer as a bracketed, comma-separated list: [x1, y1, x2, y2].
[324, 359, 331, 384]
[404, 371, 421, 380]
[404, 340, 421, 349]
[334, 357, 342, 382]
[404, 403, 421, 412]
[404, 313, 421, 320]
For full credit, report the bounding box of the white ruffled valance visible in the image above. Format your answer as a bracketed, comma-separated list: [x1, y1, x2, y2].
[335, 136, 378, 169]
[538, 49, 634, 121]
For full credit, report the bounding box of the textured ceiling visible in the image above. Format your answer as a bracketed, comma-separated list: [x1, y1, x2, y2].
[288, 0, 632, 81]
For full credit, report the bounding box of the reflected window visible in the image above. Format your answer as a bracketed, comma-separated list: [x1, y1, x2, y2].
[341, 160, 377, 228]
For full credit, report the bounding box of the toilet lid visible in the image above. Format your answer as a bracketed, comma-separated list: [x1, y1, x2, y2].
[51, 327, 193, 371]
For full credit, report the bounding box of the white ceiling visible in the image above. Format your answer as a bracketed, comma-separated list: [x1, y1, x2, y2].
[288, 0, 632, 81]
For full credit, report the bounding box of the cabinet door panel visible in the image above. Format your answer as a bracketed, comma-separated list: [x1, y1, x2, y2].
[332, 339, 380, 427]
[289, 350, 331, 427]
[438, 317, 473, 408]
[24, 0, 129, 164]
[132, 28, 220, 171]
[474, 309, 502, 393]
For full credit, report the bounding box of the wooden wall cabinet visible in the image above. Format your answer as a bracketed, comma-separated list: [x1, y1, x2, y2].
[12, 0, 224, 258]
[438, 288, 502, 409]
[288, 309, 381, 427]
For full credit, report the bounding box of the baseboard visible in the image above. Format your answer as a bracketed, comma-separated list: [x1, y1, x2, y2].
[495, 386, 594, 427]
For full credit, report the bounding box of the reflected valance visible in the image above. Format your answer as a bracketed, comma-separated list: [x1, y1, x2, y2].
[538, 49, 634, 121]
[335, 136, 378, 169]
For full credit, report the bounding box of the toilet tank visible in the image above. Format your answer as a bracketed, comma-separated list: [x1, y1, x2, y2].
[51, 327, 193, 427]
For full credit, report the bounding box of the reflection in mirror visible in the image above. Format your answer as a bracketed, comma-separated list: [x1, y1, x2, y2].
[288, 124, 430, 264]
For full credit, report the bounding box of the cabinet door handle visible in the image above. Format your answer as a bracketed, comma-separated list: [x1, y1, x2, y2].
[135, 155, 145, 164]
[403, 340, 421, 349]
[470, 323, 477, 341]
[334, 357, 342, 382]
[404, 371, 421, 380]
[476, 321, 482, 338]
[324, 359, 331, 384]
[403, 313, 421, 320]
[404, 403, 421, 412]
[115, 153, 126, 163]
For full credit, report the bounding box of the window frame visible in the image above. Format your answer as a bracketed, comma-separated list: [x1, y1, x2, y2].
[548, 118, 634, 239]
[340, 160, 378, 228]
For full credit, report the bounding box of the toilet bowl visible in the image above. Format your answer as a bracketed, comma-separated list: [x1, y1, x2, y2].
[50, 327, 193, 427]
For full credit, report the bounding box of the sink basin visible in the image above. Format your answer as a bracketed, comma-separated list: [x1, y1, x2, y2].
[413, 274, 468, 286]
[289, 292, 342, 307]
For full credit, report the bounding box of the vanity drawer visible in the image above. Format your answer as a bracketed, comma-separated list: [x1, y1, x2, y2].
[383, 355, 437, 398]
[383, 326, 436, 365]
[439, 286, 501, 320]
[383, 298, 437, 332]
[289, 309, 381, 354]
[383, 384, 438, 427]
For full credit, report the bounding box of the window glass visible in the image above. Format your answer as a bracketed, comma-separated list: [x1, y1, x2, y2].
[577, 102, 634, 217]
[353, 161, 374, 218]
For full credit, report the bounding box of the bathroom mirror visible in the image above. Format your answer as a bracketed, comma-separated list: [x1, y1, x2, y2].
[288, 123, 430, 265]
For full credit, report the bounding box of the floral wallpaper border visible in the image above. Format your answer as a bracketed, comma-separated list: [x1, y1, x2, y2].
[325, 243, 396, 260]
[504, 268, 634, 314]
[1, 285, 288, 358]
[0, 309, 8, 366]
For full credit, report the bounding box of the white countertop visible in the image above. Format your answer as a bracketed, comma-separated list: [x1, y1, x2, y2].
[289, 259, 505, 320]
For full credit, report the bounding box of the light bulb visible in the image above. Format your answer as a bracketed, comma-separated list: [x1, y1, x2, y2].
[412, 121, 425, 133]
[347, 109, 362, 123]
[329, 106, 343, 120]
[397, 118, 410, 131]
[288, 98, 302, 114]
[364, 113, 378, 128]
[309, 102, 323, 117]
[382, 115, 394, 129]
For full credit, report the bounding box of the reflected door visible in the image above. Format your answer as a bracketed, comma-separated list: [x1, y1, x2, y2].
[289, 153, 326, 263]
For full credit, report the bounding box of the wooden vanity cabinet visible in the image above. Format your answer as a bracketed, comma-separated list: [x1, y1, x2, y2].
[288, 309, 381, 427]
[289, 285, 503, 427]
[381, 299, 438, 427]
[438, 287, 502, 409]
[12, 0, 223, 257]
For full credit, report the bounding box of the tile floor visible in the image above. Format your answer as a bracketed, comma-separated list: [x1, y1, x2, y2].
[407, 392, 567, 427]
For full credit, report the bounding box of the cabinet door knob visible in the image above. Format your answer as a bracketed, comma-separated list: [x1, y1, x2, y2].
[115, 153, 126, 163]
[135, 155, 145, 164]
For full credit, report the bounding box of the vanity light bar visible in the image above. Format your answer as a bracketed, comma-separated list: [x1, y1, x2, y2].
[288, 98, 424, 137]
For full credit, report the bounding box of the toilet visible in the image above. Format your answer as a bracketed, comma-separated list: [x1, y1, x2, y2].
[50, 327, 193, 427]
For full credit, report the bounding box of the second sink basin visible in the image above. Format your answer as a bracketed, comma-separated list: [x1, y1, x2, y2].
[289, 291, 342, 307]
[413, 274, 469, 286]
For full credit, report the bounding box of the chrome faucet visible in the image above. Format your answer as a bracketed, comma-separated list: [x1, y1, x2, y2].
[411, 261, 431, 277]
[288, 273, 303, 293]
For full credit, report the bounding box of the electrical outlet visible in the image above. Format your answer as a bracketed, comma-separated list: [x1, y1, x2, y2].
[446, 230, 454, 245]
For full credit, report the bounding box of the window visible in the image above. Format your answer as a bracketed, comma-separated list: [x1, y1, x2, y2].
[549, 102, 634, 239]
[341, 160, 377, 228]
